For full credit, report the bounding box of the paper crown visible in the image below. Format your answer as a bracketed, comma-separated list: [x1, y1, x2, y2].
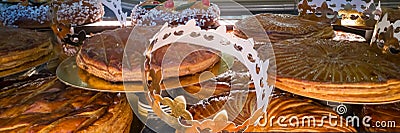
[102, 0, 127, 26]
[143, 19, 274, 132]
[298, 0, 382, 27]
[371, 13, 400, 54]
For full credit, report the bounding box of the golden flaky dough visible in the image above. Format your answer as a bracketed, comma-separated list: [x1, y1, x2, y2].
[271, 38, 400, 103]
[0, 75, 132, 132]
[77, 27, 219, 82]
[234, 13, 334, 43]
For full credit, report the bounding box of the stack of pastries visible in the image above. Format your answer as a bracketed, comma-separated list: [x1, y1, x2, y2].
[0, 27, 53, 77]
[76, 26, 219, 82]
[0, 74, 132, 132]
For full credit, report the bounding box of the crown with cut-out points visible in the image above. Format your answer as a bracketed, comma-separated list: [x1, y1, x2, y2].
[298, 0, 381, 27]
[371, 14, 400, 54]
[143, 19, 274, 132]
[101, 0, 127, 26]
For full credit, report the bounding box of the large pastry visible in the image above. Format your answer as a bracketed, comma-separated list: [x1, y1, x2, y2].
[0, 74, 132, 132]
[131, 0, 220, 29]
[234, 13, 334, 43]
[0, 27, 53, 76]
[188, 90, 356, 132]
[362, 103, 400, 132]
[52, 0, 104, 25]
[77, 26, 219, 82]
[0, 2, 50, 28]
[271, 38, 400, 103]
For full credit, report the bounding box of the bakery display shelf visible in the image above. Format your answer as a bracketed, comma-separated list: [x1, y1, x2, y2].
[74, 19, 239, 36]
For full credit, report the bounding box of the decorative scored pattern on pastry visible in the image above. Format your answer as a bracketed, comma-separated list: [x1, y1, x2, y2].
[77, 27, 142, 82]
[247, 90, 356, 132]
[275, 39, 400, 83]
[188, 90, 356, 132]
[77, 27, 219, 82]
[0, 74, 132, 132]
[234, 13, 334, 43]
[362, 103, 400, 132]
[273, 38, 400, 103]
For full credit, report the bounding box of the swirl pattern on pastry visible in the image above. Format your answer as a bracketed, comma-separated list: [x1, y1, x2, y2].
[273, 38, 400, 103]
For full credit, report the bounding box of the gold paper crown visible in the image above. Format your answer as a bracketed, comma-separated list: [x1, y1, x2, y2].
[143, 20, 275, 132]
[371, 13, 400, 54]
[298, 0, 382, 27]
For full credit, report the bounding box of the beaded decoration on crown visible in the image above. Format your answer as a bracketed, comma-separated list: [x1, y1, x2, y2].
[144, 19, 274, 132]
[298, 0, 382, 27]
[371, 13, 400, 54]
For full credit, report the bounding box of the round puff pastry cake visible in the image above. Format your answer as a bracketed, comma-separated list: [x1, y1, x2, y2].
[77, 26, 219, 82]
[272, 38, 400, 103]
[234, 13, 334, 43]
[0, 0, 103, 28]
[52, 0, 104, 26]
[0, 2, 50, 28]
[131, 0, 220, 29]
[362, 103, 400, 132]
[0, 27, 53, 76]
[0, 74, 132, 132]
[188, 90, 356, 132]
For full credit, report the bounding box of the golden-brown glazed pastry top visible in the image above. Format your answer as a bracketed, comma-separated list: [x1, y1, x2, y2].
[188, 90, 356, 132]
[0, 27, 49, 56]
[272, 38, 400, 103]
[274, 39, 400, 83]
[0, 74, 132, 132]
[77, 26, 219, 82]
[234, 13, 334, 43]
[0, 27, 53, 74]
[53, 0, 104, 25]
